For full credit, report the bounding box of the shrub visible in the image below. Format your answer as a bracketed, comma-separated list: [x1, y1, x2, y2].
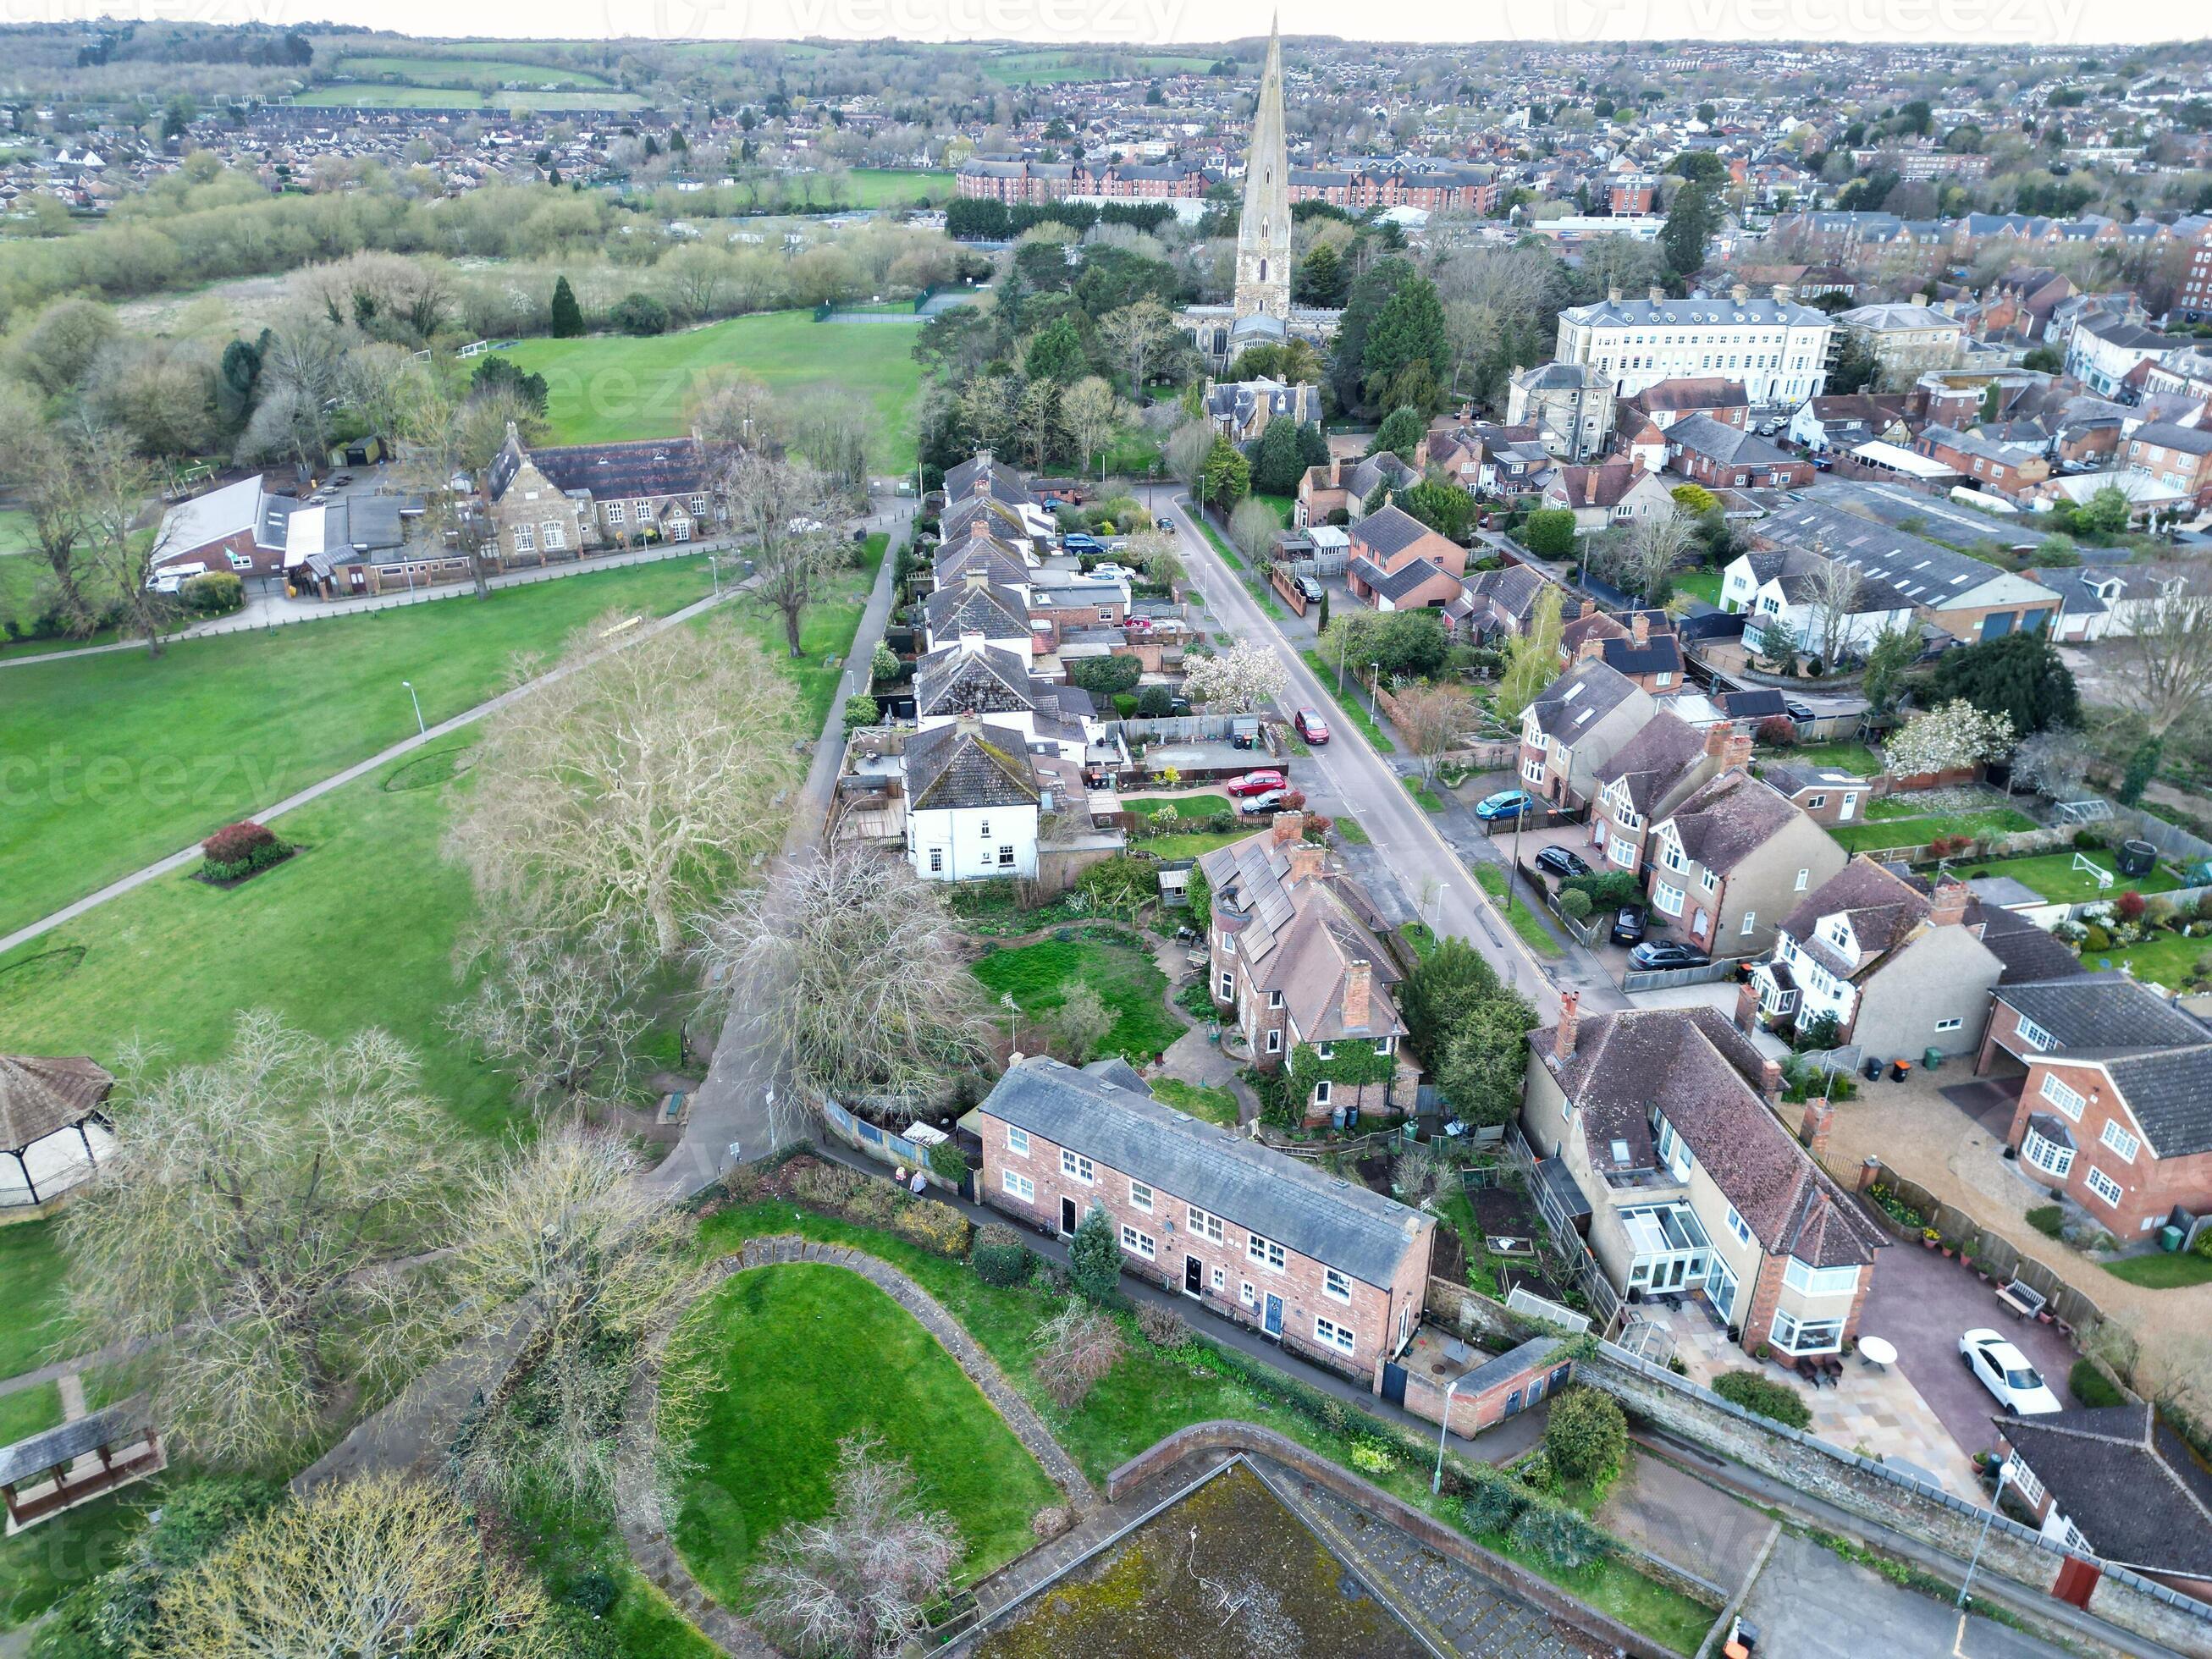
[610, 292, 670, 334]
[179, 570, 245, 615]
[891, 1201, 972, 1257]
[1067, 1203, 1123, 1299]
[1460, 1470, 1527, 1534]
[1557, 888, 1593, 921]
[1562, 869, 1644, 911]
[1543, 1386, 1628, 1485]
[2196, 1227, 2212, 1262]
[926, 1138, 969, 1185]
[1756, 715, 1798, 747]
[563, 1571, 620, 1617]
[1349, 1438, 1397, 1475]
[198, 820, 290, 881]
[2082, 924, 2112, 953]
[1509, 1503, 1607, 1570]
[971, 1223, 1036, 1286]
[2026, 1204, 2066, 1239]
[2069, 1359, 2125, 1408]
[791, 1160, 863, 1210]
[1030, 1505, 1073, 1541]
[1521, 508, 1577, 559]
[1135, 1303, 1191, 1349]
[1712, 1370, 1812, 1429]
[1034, 1303, 1124, 1409]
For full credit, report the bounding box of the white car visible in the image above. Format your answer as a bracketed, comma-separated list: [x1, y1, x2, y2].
[1087, 562, 1134, 581]
[1961, 1328, 2061, 1415]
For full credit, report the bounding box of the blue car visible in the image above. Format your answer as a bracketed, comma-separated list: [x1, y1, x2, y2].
[1474, 789, 1536, 822]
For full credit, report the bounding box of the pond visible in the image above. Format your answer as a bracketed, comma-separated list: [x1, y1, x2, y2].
[968, 1459, 1429, 1659]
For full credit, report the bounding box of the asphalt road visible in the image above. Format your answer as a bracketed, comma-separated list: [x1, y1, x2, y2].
[1146, 486, 1626, 1024]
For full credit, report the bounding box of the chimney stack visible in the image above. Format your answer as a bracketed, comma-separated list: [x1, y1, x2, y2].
[1343, 957, 1373, 1030]
[1928, 878, 1972, 928]
[1704, 720, 1734, 758]
[1649, 284, 1666, 304]
[1773, 283, 1794, 303]
[1911, 292, 1929, 309]
[1577, 634, 1606, 664]
[1758, 1056, 1784, 1096]
[1555, 991, 1580, 1065]
[1608, 284, 1623, 303]
[1271, 809, 1305, 846]
[1723, 729, 1754, 771]
[964, 568, 989, 592]
[1800, 1095, 1834, 1159]
[1734, 978, 1761, 1035]
[1631, 611, 1651, 645]
[1732, 283, 1751, 304]
[1579, 597, 1598, 620]
[1285, 841, 1325, 881]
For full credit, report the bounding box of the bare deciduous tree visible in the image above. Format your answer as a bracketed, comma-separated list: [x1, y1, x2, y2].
[1182, 638, 1289, 713]
[0, 392, 95, 631]
[62, 1013, 459, 1466]
[1045, 982, 1112, 1063]
[692, 846, 995, 1114]
[1060, 374, 1123, 478]
[748, 1436, 960, 1659]
[1622, 508, 1694, 604]
[446, 918, 655, 1114]
[785, 390, 874, 505]
[1390, 682, 1481, 782]
[69, 413, 176, 657]
[2111, 573, 2212, 736]
[1228, 495, 1280, 565]
[149, 1473, 559, 1659]
[1165, 417, 1216, 491]
[1798, 544, 1867, 670]
[1034, 1302, 1125, 1409]
[443, 1127, 712, 1520]
[724, 450, 852, 658]
[446, 610, 802, 956]
[1097, 298, 1173, 399]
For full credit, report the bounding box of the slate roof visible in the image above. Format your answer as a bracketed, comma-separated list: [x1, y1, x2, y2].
[1350, 504, 1437, 565]
[1537, 1006, 1881, 1268]
[1778, 859, 1934, 980]
[493, 436, 712, 502]
[1754, 499, 2055, 613]
[934, 539, 1031, 591]
[922, 579, 1031, 643]
[1661, 772, 1799, 875]
[1668, 412, 1799, 469]
[1465, 563, 1548, 624]
[1455, 1335, 1567, 1393]
[941, 494, 1036, 546]
[981, 1056, 1429, 1287]
[1525, 659, 1641, 741]
[2132, 421, 2212, 458]
[903, 722, 1039, 813]
[945, 453, 1031, 508]
[2000, 1403, 2212, 1579]
[1352, 555, 1452, 604]
[1564, 295, 1829, 328]
[1997, 973, 2209, 1053]
[1971, 905, 2085, 986]
[913, 642, 1038, 719]
[2092, 1048, 2212, 1158]
[0, 1055, 113, 1155]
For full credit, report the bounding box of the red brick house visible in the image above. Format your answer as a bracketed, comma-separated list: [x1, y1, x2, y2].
[1343, 504, 1467, 611]
[1559, 609, 1686, 694]
[976, 1054, 1435, 1389]
[2124, 422, 2212, 509]
[1663, 414, 1817, 491]
[1978, 974, 2212, 1240]
[1588, 716, 1747, 877]
[1617, 377, 1750, 432]
[1195, 817, 1415, 1124]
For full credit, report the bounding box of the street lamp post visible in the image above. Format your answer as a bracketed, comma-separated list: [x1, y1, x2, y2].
[402, 680, 424, 736]
[1369, 662, 1381, 716]
[1958, 1458, 2014, 1611]
[708, 552, 721, 597]
[1431, 1375, 1465, 1493]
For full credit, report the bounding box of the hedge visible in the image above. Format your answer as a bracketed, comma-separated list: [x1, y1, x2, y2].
[1711, 1369, 1812, 1429]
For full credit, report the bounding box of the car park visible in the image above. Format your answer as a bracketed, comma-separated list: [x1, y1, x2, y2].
[1628, 940, 1710, 970]
[1609, 907, 1648, 945]
[1225, 769, 1288, 797]
[1294, 708, 1330, 744]
[1535, 846, 1591, 879]
[1961, 1329, 2061, 1415]
[1474, 789, 1536, 822]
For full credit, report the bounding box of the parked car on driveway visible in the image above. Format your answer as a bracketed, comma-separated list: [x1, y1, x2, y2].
[1609, 907, 1648, 945]
[1296, 576, 1324, 604]
[1225, 769, 1287, 797]
[1236, 790, 1288, 816]
[1628, 940, 1710, 971]
[1294, 708, 1330, 744]
[1474, 789, 1536, 823]
[1535, 846, 1591, 879]
[1961, 1329, 2061, 1415]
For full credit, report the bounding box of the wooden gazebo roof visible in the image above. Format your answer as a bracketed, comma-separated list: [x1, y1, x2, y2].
[0, 1056, 114, 1157]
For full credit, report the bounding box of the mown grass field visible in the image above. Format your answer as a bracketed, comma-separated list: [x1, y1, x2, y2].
[330, 52, 617, 87]
[668, 1264, 1057, 1607]
[1829, 807, 2038, 855]
[290, 85, 643, 110]
[1966, 849, 2182, 904]
[0, 555, 718, 938]
[491, 311, 923, 473]
[0, 1221, 67, 1379]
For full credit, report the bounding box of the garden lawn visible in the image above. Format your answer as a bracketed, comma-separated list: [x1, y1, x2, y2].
[0, 1482, 150, 1631]
[1404, 777, 1448, 813]
[0, 554, 717, 937]
[0, 1221, 68, 1380]
[1829, 807, 2036, 855]
[2104, 1250, 2212, 1289]
[692, 1202, 1713, 1654]
[1967, 850, 2182, 905]
[725, 532, 885, 732]
[971, 932, 1184, 1062]
[1130, 793, 1232, 818]
[1672, 569, 1722, 608]
[2078, 932, 2205, 994]
[0, 1381, 62, 1446]
[1148, 1076, 1239, 1126]
[1780, 741, 1883, 776]
[1145, 829, 1253, 859]
[667, 1263, 1057, 1606]
[491, 311, 923, 472]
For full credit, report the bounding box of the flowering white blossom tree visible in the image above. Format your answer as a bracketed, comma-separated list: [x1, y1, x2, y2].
[1181, 640, 1288, 714]
[1884, 699, 2015, 779]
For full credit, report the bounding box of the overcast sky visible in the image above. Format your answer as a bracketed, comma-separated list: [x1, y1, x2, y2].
[76, 0, 2204, 49]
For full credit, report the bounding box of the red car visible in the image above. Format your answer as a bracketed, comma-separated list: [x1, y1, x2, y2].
[1226, 769, 1287, 797]
[1294, 708, 1331, 744]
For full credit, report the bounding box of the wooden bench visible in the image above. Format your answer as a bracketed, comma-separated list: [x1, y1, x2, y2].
[1995, 1277, 2047, 1320]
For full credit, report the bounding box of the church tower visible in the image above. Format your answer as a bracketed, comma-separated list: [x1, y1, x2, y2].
[1232, 19, 1292, 322]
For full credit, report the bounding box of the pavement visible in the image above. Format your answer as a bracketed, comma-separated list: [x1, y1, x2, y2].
[1594, 1448, 1771, 1596]
[1146, 487, 1623, 1025]
[1736, 1530, 2076, 1659]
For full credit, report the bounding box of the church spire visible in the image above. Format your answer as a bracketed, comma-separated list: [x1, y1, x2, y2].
[1233, 18, 1292, 323]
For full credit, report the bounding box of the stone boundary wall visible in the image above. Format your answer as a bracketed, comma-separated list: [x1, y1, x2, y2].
[1581, 1344, 2212, 1656]
[1102, 1420, 1684, 1659]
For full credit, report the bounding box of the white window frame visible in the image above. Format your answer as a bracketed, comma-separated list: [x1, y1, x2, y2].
[511, 522, 536, 552]
[1781, 1258, 1860, 1297]
[2016, 1017, 2055, 1053]
[1265, 1028, 1283, 1055]
[1724, 1204, 1755, 1248]
[1001, 1168, 1034, 1203]
[1313, 1079, 1332, 1107]
[1006, 1126, 1029, 1156]
[1128, 1179, 1154, 1212]
[1219, 971, 1235, 1000]
[2083, 1165, 2125, 1208]
[1795, 868, 1810, 891]
[1060, 1149, 1094, 1184]
[604, 501, 626, 525]
[2022, 1127, 2074, 1179]
[1323, 1266, 1353, 1303]
[1740, 909, 1757, 936]
[1119, 1224, 1156, 1259]
[1314, 1315, 1356, 1357]
[2099, 1121, 2139, 1163]
[1654, 882, 1685, 918]
[1188, 1205, 1225, 1243]
[1247, 1233, 1288, 1271]
[1211, 1265, 1225, 1291]
[1934, 1017, 1962, 1033]
[2039, 1072, 2086, 1122]
[541, 520, 567, 551]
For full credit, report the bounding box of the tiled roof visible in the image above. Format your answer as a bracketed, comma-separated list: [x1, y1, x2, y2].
[0, 1055, 113, 1155]
[1525, 659, 1641, 741]
[498, 437, 713, 502]
[1351, 504, 1436, 564]
[1597, 710, 1708, 813]
[922, 580, 1031, 642]
[903, 722, 1039, 812]
[913, 642, 1038, 719]
[1971, 906, 2084, 986]
[2001, 1403, 2212, 1579]
[1668, 412, 1798, 469]
[981, 1056, 1429, 1287]
[1662, 772, 1798, 875]
[1998, 973, 2208, 1053]
[1352, 555, 1451, 604]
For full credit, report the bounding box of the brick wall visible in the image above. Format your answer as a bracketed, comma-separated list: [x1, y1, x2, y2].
[2008, 1058, 2212, 1240]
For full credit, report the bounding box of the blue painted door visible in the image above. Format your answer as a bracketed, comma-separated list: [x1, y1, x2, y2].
[1263, 1292, 1283, 1337]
